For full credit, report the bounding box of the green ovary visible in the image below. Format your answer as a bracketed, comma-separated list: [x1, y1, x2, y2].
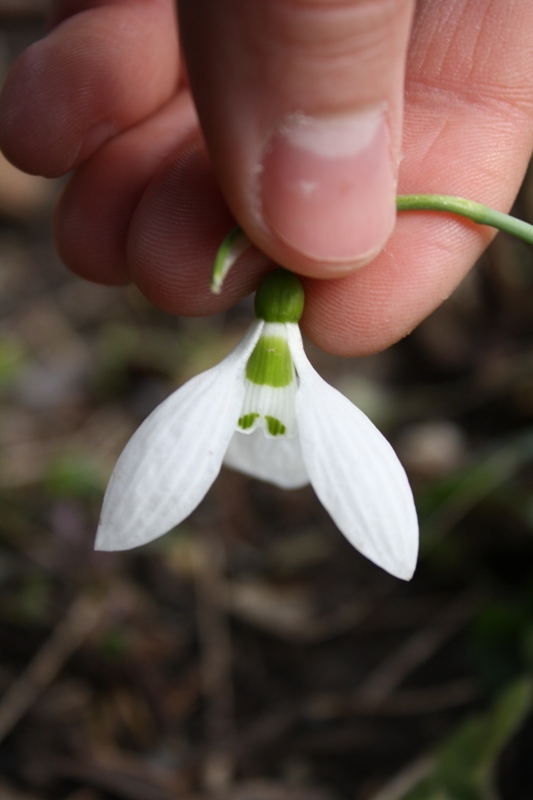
[245, 336, 293, 387]
[254, 269, 305, 324]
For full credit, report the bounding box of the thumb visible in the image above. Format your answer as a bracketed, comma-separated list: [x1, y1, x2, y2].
[178, 0, 414, 277]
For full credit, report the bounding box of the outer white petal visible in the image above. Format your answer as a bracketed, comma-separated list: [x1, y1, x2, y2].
[96, 322, 264, 551]
[287, 326, 418, 580]
[224, 428, 309, 489]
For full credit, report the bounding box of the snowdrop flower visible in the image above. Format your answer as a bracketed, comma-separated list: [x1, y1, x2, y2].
[96, 270, 418, 580]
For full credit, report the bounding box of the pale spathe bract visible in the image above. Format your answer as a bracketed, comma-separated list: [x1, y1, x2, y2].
[96, 270, 419, 580]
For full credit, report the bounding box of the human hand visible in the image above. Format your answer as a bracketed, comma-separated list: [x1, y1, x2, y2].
[1, 0, 532, 356]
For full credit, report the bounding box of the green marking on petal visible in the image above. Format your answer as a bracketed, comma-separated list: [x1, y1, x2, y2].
[265, 416, 286, 436]
[245, 336, 293, 387]
[238, 412, 260, 430]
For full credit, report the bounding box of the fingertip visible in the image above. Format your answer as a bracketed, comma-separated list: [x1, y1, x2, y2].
[54, 92, 199, 286]
[179, 0, 413, 277]
[54, 177, 132, 286]
[0, 40, 77, 177]
[128, 142, 270, 315]
[0, 0, 180, 177]
[260, 108, 397, 270]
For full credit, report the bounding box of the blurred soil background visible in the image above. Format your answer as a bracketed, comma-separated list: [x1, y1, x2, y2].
[3, 5, 533, 800]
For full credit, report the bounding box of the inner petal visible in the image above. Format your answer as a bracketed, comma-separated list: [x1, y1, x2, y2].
[224, 428, 309, 489]
[237, 322, 298, 439]
[238, 379, 298, 438]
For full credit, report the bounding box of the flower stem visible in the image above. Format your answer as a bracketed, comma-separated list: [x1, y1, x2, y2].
[396, 195, 533, 245]
[211, 195, 533, 294]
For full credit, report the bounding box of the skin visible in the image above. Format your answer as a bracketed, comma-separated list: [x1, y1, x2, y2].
[0, 0, 532, 356]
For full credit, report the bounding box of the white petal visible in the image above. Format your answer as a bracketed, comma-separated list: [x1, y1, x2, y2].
[224, 429, 309, 489]
[288, 326, 418, 580]
[96, 322, 264, 551]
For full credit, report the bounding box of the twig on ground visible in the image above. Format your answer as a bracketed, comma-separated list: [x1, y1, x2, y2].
[352, 588, 484, 709]
[49, 757, 183, 800]
[366, 754, 435, 800]
[195, 527, 235, 792]
[303, 589, 484, 720]
[306, 678, 478, 719]
[0, 586, 113, 743]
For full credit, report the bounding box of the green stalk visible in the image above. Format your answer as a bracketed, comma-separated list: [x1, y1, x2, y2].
[211, 195, 533, 294]
[396, 194, 533, 245]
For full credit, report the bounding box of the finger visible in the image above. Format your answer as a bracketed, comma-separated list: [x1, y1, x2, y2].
[56, 107, 271, 301]
[301, 0, 533, 355]
[54, 92, 200, 285]
[49, 0, 533, 358]
[0, 0, 180, 177]
[128, 143, 272, 315]
[126, 0, 533, 354]
[178, 0, 415, 276]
